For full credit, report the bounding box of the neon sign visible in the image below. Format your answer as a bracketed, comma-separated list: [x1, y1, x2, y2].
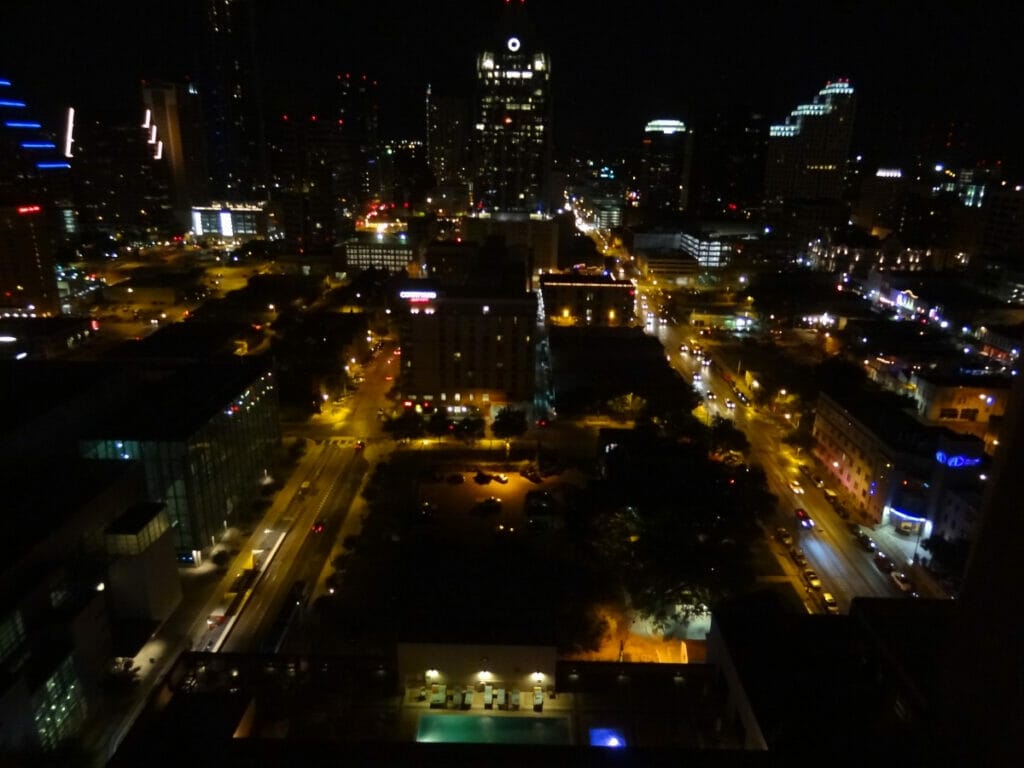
[399, 290, 437, 303]
[935, 451, 981, 468]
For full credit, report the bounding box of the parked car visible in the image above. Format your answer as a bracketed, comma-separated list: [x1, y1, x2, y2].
[856, 532, 878, 552]
[776, 527, 794, 546]
[803, 569, 822, 590]
[789, 546, 808, 568]
[874, 551, 895, 573]
[821, 592, 839, 614]
[493, 473, 509, 484]
[788, 479, 805, 495]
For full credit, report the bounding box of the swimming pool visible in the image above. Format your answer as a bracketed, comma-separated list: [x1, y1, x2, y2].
[416, 714, 572, 745]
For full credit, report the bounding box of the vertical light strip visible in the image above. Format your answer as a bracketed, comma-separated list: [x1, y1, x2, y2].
[154, 140, 163, 160]
[148, 124, 158, 144]
[142, 108, 151, 129]
[63, 106, 75, 158]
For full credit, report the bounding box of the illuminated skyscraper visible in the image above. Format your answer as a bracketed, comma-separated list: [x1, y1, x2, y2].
[765, 79, 855, 203]
[141, 80, 208, 222]
[199, 0, 266, 199]
[640, 119, 694, 213]
[1, 76, 71, 314]
[473, 0, 552, 214]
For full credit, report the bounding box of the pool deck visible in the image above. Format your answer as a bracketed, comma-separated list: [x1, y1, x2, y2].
[398, 685, 577, 743]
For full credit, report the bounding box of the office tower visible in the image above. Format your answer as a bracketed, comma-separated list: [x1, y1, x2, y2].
[692, 108, 767, 215]
[337, 72, 381, 209]
[378, 140, 434, 208]
[473, 0, 552, 214]
[141, 80, 208, 222]
[426, 86, 469, 186]
[199, 0, 266, 200]
[640, 119, 694, 213]
[268, 113, 346, 251]
[69, 118, 173, 239]
[765, 79, 855, 204]
[1, 76, 72, 315]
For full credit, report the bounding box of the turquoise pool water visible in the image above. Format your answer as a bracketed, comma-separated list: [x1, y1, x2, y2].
[416, 714, 572, 745]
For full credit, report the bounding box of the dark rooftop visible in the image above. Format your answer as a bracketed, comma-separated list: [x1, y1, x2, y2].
[83, 361, 272, 442]
[105, 501, 166, 536]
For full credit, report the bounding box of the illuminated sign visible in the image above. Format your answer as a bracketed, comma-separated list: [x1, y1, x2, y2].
[935, 451, 981, 468]
[507, 36, 521, 52]
[399, 290, 437, 302]
[17, 205, 41, 214]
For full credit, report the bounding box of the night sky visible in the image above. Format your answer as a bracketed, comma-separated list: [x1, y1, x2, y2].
[2, 0, 1020, 168]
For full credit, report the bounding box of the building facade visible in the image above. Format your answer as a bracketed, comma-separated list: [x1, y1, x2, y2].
[397, 285, 537, 408]
[473, 4, 551, 213]
[765, 80, 855, 204]
[539, 270, 635, 327]
[79, 367, 280, 555]
[640, 119, 694, 213]
[199, 0, 266, 199]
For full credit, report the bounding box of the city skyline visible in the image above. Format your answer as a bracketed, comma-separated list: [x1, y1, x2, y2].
[1, 0, 1020, 169]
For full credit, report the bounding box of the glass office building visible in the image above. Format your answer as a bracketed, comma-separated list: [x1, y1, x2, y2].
[80, 367, 279, 554]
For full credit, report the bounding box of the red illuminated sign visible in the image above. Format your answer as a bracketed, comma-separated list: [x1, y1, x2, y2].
[17, 205, 41, 215]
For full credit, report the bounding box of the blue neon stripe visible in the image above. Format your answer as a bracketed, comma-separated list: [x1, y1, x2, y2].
[0, 100, 26, 108]
[5, 121, 41, 128]
[37, 162, 71, 169]
[21, 142, 56, 149]
[0, 80, 11, 87]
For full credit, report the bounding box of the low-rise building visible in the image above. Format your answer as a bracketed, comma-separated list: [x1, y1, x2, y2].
[538, 269, 635, 326]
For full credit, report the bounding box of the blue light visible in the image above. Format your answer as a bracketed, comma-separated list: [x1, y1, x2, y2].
[21, 142, 56, 149]
[589, 728, 627, 748]
[36, 162, 71, 169]
[5, 121, 41, 129]
[890, 507, 928, 524]
[935, 451, 981, 469]
[0, 100, 26, 108]
[0, 79, 11, 87]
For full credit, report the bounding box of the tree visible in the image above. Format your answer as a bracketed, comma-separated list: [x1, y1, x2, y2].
[491, 407, 528, 438]
[456, 414, 485, 440]
[425, 409, 453, 436]
[709, 416, 750, 453]
[607, 392, 646, 422]
[383, 411, 424, 439]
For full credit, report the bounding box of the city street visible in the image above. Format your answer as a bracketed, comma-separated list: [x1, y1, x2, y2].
[643, 293, 900, 612]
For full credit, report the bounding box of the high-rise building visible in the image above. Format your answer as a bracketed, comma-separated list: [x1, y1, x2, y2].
[473, 1, 552, 214]
[765, 79, 855, 204]
[141, 80, 208, 222]
[426, 86, 469, 186]
[1, 76, 73, 315]
[692, 108, 767, 215]
[640, 119, 694, 213]
[199, 0, 266, 200]
[268, 113, 346, 252]
[337, 73, 381, 209]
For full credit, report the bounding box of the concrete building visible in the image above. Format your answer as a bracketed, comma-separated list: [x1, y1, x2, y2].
[538, 269, 635, 327]
[813, 390, 985, 531]
[395, 280, 537, 409]
[0, 459, 180, 755]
